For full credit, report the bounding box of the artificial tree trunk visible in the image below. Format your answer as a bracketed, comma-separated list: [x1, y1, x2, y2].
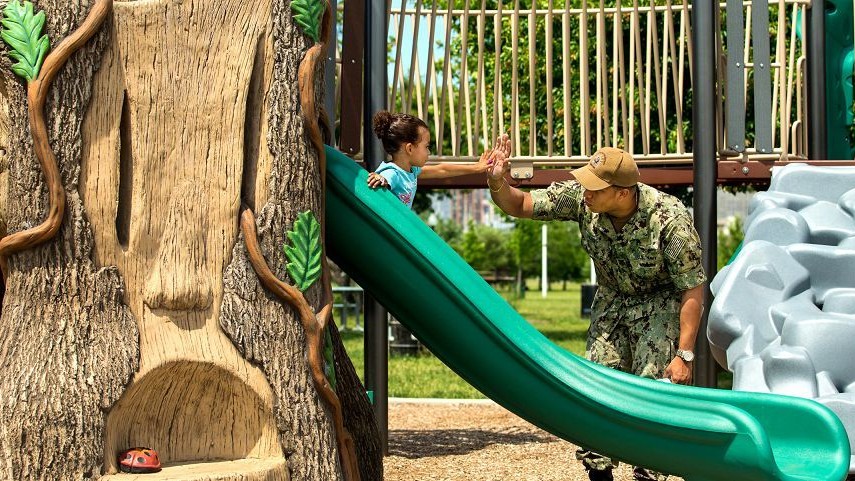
[0, 0, 380, 479]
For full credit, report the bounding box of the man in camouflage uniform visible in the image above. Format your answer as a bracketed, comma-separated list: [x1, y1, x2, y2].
[486, 140, 706, 481]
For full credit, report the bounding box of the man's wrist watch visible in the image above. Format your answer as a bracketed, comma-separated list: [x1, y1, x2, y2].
[676, 349, 695, 362]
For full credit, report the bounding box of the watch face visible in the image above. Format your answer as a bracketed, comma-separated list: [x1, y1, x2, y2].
[679, 350, 695, 362]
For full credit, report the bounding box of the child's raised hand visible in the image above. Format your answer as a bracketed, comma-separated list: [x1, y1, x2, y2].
[367, 172, 389, 189]
[476, 148, 495, 173]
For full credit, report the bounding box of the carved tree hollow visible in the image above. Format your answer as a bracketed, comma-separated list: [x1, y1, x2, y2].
[102, 361, 283, 479]
[78, 0, 283, 477]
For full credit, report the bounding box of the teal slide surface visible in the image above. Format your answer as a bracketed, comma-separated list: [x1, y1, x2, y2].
[325, 146, 850, 481]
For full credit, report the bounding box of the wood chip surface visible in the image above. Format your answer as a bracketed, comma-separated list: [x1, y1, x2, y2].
[385, 400, 685, 481]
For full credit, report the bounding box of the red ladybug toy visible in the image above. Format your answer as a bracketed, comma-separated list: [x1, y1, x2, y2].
[118, 447, 162, 474]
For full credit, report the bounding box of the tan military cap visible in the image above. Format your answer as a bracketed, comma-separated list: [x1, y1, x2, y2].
[571, 147, 640, 191]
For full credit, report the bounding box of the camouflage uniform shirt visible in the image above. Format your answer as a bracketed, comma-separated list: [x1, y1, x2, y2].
[531, 181, 706, 378]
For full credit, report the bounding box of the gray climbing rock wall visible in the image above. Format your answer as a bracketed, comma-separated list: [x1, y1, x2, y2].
[708, 163, 855, 472]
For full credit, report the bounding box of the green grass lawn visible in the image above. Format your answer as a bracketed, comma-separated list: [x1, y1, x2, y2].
[338, 280, 591, 399]
[338, 279, 732, 398]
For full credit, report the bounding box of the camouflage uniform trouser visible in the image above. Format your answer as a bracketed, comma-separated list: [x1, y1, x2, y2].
[574, 315, 677, 481]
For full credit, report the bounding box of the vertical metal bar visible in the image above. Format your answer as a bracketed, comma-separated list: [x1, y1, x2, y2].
[423, 3, 441, 136]
[563, 0, 571, 157]
[657, 4, 680, 151]
[542, 224, 548, 298]
[783, 2, 800, 160]
[645, 2, 655, 152]
[772, 0, 786, 148]
[325, 0, 338, 146]
[716, 4, 726, 156]
[682, 0, 693, 84]
[438, 3, 455, 155]
[596, 0, 605, 147]
[512, 0, 520, 156]
[752, 0, 773, 154]
[807, 0, 827, 159]
[456, 0, 472, 157]
[546, 0, 554, 157]
[628, 0, 638, 153]
[615, 2, 627, 148]
[493, 1, 504, 142]
[725, 0, 745, 153]
[741, 6, 752, 127]
[666, 0, 686, 153]
[630, 0, 650, 155]
[677, 1, 689, 128]
[390, 0, 407, 109]
[691, 0, 718, 389]
[339, 0, 365, 156]
[529, 4, 537, 158]
[649, 0, 665, 155]
[404, 0, 424, 114]
[364, 0, 389, 454]
[580, 0, 590, 155]
[476, 0, 488, 148]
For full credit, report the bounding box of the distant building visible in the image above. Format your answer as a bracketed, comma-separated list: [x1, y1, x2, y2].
[433, 187, 755, 230]
[432, 190, 511, 229]
[717, 190, 753, 227]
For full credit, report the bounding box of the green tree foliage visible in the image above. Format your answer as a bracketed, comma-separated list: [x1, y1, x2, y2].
[459, 220, 486, 267]
[546, 221, 590, 289]
[432, 217, 463, 248]
[508, 217, 541, 294]
[434, 212, 589, 290]
[459, 221, 514, 274]
[717, 215, 744, 270]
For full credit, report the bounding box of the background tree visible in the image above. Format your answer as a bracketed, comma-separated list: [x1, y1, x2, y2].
[717, 215, 744, 270]
[508, 217, 541, 295]
[432, 216, 463, 248]
[546, 221, 590, 289]
[457, 221, 513, 275]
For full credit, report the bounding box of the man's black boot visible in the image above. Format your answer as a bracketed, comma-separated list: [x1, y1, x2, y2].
[587, 468, 614, 481]
[633, 467, 659, 481]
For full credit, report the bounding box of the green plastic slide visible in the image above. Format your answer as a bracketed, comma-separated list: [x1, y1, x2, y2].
[324, 146, 850, 481]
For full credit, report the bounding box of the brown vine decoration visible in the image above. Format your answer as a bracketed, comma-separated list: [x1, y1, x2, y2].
[295, 5, 361, 479]
[301, 0, 362, 474]
[238, 1, 361, 479]
[0, 0, 112, 280]
[241, 208, 359, 481]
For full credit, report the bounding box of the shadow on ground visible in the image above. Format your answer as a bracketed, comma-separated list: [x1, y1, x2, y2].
[389, 427, 556, 458]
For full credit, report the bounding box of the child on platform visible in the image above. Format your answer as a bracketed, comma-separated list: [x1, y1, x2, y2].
[367, 111, 510, 207]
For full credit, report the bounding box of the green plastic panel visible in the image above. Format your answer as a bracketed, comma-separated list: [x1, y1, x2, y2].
[325, 146, 850, 481]
[825, 0, 855, 159]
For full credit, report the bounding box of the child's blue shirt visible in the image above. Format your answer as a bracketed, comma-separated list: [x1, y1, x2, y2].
[376, 161, 422, 208]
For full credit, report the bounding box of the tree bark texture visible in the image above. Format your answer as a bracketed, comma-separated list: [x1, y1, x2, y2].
[0, 0, 138, 480]
[329, 325, 383, 481]
[1, 75, 7, 316]
[0, 0, 379, 479]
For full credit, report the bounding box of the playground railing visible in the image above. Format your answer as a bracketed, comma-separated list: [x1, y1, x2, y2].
[329, 0, 819, 173]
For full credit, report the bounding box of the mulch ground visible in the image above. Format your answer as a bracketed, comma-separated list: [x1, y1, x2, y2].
[384, 399, 685, 481]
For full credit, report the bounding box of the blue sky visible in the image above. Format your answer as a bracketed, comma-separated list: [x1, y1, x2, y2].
[387, 0, 448, 84]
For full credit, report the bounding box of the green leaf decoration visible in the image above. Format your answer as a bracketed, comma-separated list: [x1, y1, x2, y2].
[283, 210, 322, 292]
[323, 327, 336, 392]
[291, 0, 324, 44]
[1, 0, 50, 82]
